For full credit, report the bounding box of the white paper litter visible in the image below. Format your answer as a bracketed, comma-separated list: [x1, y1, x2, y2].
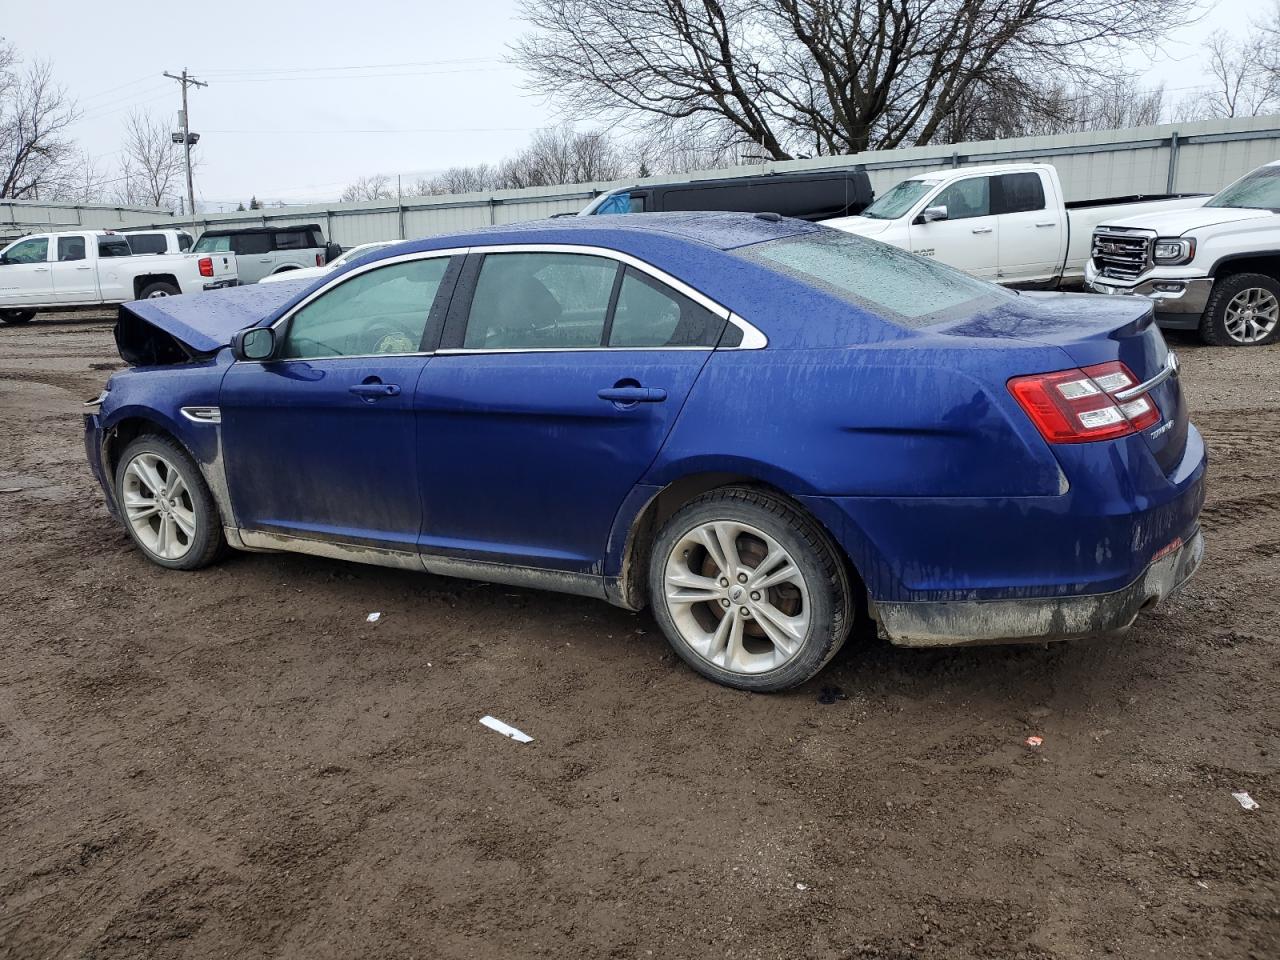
[366, 612, 382, 623]
[480, 715, 533, 743]
[1232, 791, 1260, 811]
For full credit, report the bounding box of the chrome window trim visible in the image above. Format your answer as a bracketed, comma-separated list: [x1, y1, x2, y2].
[238, 241, 767, 364]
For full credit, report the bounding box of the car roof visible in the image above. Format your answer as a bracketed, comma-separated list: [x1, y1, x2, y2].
[389, 211, 820, 256]
[903, 162, 1049, 181]
[198, 223, 323, 237]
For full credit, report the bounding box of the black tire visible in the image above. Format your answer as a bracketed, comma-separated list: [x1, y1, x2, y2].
[647, 486, 853, 692]
[138, 281, 180, 299]
[0, 309, 35, 325]
[114, 434, 225, 571]
[1199, 272, 1280, 347]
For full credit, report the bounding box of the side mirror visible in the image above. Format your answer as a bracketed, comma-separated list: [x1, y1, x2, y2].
[231, 326, 277, 362]
[324, 241, 342, 264]
[919, 205, 949, 224]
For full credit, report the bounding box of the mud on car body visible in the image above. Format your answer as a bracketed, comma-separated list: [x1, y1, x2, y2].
[85, 213, 1206, 691]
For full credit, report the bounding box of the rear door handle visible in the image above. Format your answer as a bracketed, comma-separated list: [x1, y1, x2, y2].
[349, 382, 401, 398]
[1035, 222, 1057, 228]
[971, 227, 993, 235]
[598, 386, 667, 404]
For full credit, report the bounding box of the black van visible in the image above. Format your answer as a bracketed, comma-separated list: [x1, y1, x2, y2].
[580, 168, 873, 221]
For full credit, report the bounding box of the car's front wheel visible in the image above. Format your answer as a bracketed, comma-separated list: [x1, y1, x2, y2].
[115, 435, 225, 570]
[648, 487, 853, 691]
[0, 309, 35, 325]
[1200, 273, 1280, 346]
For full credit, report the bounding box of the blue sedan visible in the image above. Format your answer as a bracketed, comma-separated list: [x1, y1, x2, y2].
[85, 214, 1206, 691]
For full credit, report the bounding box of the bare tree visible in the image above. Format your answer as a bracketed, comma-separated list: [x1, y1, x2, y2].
[115, 110, 184, 209]
[0, 43, 79, 199]
[1174, 31, 1280, 121]
[48, 150, 109, 203]
[494, 124, 626, 188]
[515, 0, 1196, 158]
[341, 173, 393, 202]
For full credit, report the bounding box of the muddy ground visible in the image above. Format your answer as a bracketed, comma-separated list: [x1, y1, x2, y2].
[0, 312, 1276, 960]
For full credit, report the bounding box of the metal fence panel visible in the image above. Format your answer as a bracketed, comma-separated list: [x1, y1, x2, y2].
[7, 115, 1279, 248]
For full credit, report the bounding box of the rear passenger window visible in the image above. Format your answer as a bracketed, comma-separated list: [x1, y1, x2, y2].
[232, 234, 271, 256]
[931, 177, 990, 220]
[607, 267, 724, 347]
[998, 173, 1046, 214]
[274, 230, 312, 250]
[57, 236, 86, 262]
[463, 253, 619, 349]
[126, 234, 167, 255]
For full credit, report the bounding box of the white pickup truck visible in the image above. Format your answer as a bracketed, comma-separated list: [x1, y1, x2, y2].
[0, 230, 238, 325]
[1085, 159, 1280, 346]
[825, 163, 1208, 288]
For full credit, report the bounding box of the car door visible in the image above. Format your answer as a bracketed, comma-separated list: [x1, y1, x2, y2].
[414, 248, 728, 573]
[271, 228, 318, 274]
[219, 252, 459, 550]
[230, 232, 273, 284]
[50, 235, 98, 303]
[0, 236, 53, 304]
[906, 175, 999, 280]
[995, 171, 1062, 285]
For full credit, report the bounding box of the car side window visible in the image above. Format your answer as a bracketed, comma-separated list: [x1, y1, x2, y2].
[281, 257, 450, 360]
[57, 236, 86, 262]
[98, 237, 132, 258]
[997, 173, 1046, 214]
[607, 267, 725, 347]
[5, 237, 48, 263]
[931, 177, 991, 220]
[274, 230, 311, 251]
[463, 252, 619, 349]
[232, 233, 272, 256]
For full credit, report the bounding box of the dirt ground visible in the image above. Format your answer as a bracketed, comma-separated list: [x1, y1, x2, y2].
[0, 311, 1276, 960]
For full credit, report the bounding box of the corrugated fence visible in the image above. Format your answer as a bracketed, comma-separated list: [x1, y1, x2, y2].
[6, 115, 1280, 248]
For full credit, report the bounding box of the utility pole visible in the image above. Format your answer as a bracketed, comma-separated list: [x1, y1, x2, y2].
[163, 69, 207, 236]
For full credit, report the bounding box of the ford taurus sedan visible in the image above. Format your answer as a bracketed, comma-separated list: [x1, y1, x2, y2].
[85, 214, 1206, 691]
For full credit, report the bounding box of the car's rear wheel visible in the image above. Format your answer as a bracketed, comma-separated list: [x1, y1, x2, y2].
[648, 487, 853, 691]
[139, 281, 180, 299]
[115, 435, 224, 570]
[1200, 273, 1280, 346]
[0, 310, 35, 325]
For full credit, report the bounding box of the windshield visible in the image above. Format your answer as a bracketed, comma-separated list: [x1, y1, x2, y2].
[193, 234, 230, 253]
[739, 228, 1012, 327]
[860, 179, 940, 220]
[1205, 165, 1280, 210]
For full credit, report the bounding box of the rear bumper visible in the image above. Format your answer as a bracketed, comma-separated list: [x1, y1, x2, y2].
[874, 529, 1203, 647]
[202, 278, 239, 291]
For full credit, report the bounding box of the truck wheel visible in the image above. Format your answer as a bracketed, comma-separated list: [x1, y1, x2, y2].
[1200, 273, 1280, 346]
[0, 310, 35, 325]
[648, 486, 853, 692]
[139, 281, 180, 299]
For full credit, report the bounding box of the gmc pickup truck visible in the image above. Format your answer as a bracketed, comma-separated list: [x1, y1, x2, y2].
[1086, 159, 1280, 346]
[825, 163, 1208, 288]
[0, 230, 237, 325]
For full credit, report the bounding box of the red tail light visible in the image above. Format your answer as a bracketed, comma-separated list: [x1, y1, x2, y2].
[1009, 361, 1160, 444]
[316, 253, 324, 267]
[198, 256, 214, 278]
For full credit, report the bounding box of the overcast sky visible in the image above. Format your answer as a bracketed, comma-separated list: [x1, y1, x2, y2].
[3, 0, 1262, 209]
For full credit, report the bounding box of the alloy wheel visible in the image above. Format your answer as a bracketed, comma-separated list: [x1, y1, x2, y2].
[122, 452, 196, 561]
[1223, 287, 1279, 344]
[662, 519, 811, 675]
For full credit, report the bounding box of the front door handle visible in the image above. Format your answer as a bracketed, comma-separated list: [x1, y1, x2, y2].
[598, 386, 667, 404]
[1035, 221, 1056, 228]
[349, 382, 401, 398]
[971, 227, 993, 235]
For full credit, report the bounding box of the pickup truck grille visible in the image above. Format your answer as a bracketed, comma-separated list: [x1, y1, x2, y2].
[1092, 229, 1153, 281]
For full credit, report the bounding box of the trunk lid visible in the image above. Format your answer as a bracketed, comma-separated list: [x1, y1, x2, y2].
[116, 279, 309, 363]
[937, 291, 1188, 475]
